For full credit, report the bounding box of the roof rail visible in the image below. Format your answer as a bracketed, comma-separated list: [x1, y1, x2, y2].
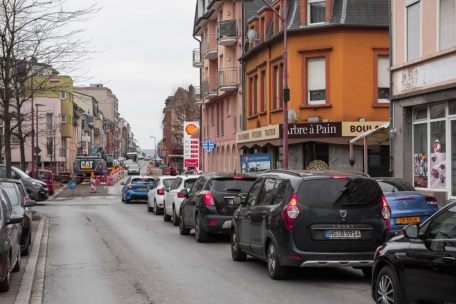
[336, 170, 371, 178]
[263, 169, 302, 178]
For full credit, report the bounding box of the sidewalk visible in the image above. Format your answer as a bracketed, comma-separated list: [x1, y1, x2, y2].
[0, 212, 44, 304]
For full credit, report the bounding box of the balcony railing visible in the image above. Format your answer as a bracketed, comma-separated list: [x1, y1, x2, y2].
[192, 48, 203, 68]
[216, 20, 237, 46]
[217, 67, 238, 91]
[202, 76, 217, 100]
[201, 34, 217, 60]
[194, 86, 203, 104]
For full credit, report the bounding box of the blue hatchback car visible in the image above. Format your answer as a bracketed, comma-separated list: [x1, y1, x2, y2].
[374, 177, 439, 235]
[121, 176, 155, 203]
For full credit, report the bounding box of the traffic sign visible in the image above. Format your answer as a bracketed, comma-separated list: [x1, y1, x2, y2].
[34, 147, 41, 154]
[68, 180, 77, 190]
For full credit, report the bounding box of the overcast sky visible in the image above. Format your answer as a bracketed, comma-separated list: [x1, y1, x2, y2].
[74, 0, 199, 149]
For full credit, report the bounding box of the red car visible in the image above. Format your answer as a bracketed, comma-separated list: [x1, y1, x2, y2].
[29, 170, 54, 195]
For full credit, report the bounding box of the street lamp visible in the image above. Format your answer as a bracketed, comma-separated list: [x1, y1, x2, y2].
[35, 103, 46, 170]
[235, 0, 289, 169]
[150, 136, 156, 159]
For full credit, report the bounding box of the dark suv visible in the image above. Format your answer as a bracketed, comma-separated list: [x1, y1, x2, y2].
[230, 170, 391, 279]
[179, 173, 257, 243]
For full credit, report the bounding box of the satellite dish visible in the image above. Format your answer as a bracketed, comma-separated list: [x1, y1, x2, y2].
[288, 109, 297, 123]
[247, 29, 258, 42]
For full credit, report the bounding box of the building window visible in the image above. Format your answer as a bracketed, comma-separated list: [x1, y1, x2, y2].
[261, 70, 266, 112]
[440, 0, 456, 51]
[308, 0, 325, 25]
[377, 56, 390, 102]
[304, 143, 329, 169]
[60, 91, 67, 100]
[308, 57, 326, 105]
[227, 99, 231, 116]
[407, 1, 421, 61]
[249, 75, 258, 116]
[11, 136, 19, 145]
[211, 106, 214, 125]
[46, 113, 53, 131]
[46, 137, 54, 156]
[272, 64, 283, 110]
[61, 115, 67, 123]
[234, 115, 237, 132]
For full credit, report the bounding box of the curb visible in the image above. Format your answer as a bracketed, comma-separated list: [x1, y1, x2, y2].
[48, 187, 65, 201]
[14, 216, 47, 304]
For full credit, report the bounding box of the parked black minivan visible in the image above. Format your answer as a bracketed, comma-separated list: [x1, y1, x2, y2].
[230, 170, 391, 279]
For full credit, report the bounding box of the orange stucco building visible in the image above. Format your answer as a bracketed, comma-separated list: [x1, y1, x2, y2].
[237, 0, 390, 174]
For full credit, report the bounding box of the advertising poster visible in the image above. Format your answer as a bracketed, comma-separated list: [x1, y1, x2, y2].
[429, 139, 446, 189]
[183, 121, 200, 169]
[240, 154, 271, 173]
[413, 153, 428, 188]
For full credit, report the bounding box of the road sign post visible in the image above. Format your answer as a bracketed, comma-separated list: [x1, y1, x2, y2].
[68, 180, 77, 196]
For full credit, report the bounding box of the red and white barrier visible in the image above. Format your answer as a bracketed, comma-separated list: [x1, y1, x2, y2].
[91, 177, 96, 193]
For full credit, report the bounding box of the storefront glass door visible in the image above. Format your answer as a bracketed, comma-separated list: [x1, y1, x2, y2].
[451, 120, 456, 196]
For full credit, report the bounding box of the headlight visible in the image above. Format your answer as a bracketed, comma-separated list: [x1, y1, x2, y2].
[32, 182, 37, 185]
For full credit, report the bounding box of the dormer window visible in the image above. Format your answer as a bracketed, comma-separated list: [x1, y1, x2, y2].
[308, 0, 325, 25]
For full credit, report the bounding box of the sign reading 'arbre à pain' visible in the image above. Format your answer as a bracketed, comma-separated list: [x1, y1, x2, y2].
[285, 122, 342, 138]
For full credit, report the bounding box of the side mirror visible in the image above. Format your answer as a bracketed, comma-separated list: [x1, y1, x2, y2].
[164, 186, 170, 192]
[120, 182, 125, 185]
[25, 200, 37, 207]
[180, 188, 188, 197]
[7, 215, 23, 225]
[403, 224, 419, 239]
[14, 174, 21, 180]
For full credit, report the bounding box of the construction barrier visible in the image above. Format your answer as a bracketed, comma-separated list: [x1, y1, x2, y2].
[95, 175, 101, 185]
[91, 176, 96, 193]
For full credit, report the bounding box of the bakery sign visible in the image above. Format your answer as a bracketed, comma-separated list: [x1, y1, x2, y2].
[236, 124, 281, 144]
[285, 122, 342, 138]
[341, 122, 388, 137]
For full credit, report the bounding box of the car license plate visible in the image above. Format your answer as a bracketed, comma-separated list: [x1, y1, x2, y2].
[140, 188, 148, 190]
[226, 198, 234, 205]
[396, 217, 420, 224]
[325, 230, 361, 239]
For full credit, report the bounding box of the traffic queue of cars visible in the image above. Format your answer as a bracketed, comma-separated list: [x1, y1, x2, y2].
[0, 178, 37, 292]
[122, 169, 454, 303]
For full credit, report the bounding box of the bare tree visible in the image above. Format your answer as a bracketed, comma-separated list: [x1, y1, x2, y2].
[0, 0, 99, 176]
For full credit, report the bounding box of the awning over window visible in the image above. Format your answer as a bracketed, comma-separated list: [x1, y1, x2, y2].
[349, 122, 390, 146]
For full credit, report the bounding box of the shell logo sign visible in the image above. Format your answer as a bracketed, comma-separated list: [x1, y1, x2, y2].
[183, 121, 200, 170]
[185, 124, 197, 135]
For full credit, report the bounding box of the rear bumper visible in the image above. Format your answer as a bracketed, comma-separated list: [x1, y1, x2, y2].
[201, 215, 232, 233]
[282, 251, 375, 267]
[126, 191, 148, 200]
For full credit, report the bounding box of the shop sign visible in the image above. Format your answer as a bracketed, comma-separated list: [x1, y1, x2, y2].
[240, 154, 272, 173]
[82, 136, 90, 142]
[183, 121, 200, 169]
[236, 124, 280, 144]
[341, 122, 388, 137]
[285, 122, 341, 138]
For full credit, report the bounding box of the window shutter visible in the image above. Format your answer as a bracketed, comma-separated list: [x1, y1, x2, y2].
[378, 56, 390, 89]
[440, 0, 455, 51]
[407, 2, 420, 61]
[308, 58, 326, 91]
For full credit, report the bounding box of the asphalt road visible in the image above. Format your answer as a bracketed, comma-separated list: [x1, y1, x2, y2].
[36, 161, 373, 304]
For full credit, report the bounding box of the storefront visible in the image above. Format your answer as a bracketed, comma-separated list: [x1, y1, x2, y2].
[237, 121, 388, 175]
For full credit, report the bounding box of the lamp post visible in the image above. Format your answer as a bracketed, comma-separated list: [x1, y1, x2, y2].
[150, 136, 156, 159]
[35, 103, 45, 170]
[235, 0, 289, 169]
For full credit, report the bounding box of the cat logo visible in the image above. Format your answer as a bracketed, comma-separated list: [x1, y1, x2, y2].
[81, 161, 94, 169]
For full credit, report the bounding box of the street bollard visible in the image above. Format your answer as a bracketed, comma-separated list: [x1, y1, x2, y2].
[91, 175, 96, 193]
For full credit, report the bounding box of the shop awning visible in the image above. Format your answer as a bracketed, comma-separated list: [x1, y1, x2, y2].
[349, 122, 390, 146]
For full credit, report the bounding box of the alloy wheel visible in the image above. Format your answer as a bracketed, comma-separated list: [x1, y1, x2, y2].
[195, 217, 200, 238]
[268, 243, 276, 274]
[377, 274, 394, 304]
[232, 232, 238, 255]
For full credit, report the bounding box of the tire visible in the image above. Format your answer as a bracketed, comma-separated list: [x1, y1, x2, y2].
[154, 201, 160, 215]
[121, 195, 125, 202]
[267, 242, 287, 280]
[12, 251, 21, 273]
[21, 228, 31, 256]
[179, 212, 190, 235]
[195, 214, 208, 243]
[362, 267, 373, 280]
[147, 201, 153, 212]
[231, 229, 247, 261]
[125, 197, 130, 204]
[375, 266, 401, 304]
[172, 207, 179, 226]
[163, 208, 171, 222]
[0, 254, 11, 292]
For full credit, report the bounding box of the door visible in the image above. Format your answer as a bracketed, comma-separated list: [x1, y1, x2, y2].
[236, 179, 263, 252]
[250, 178, 276, 255]
[184, 176, 206, 227]
[404, 205, 456, 303]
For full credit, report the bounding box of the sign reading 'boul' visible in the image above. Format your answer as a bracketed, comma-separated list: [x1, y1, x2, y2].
[285, 122, 342, 138]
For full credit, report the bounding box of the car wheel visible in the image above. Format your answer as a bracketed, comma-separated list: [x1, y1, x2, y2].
[163, 204, 171, 222]
[147, 201, 153, 212]
[0, 254, 11, 292]
[267, 242, 287, 280]
[375, 266, 401, 304]
[179, 212, 190, 235]
[172, 207, 179, 226]
[231, 229, 247, 261]
[154, 201, 160, 215]
[125, 197, 130, 204]
[361, 267, 373, 280]
[121, 194, 125, 202]
[195, 214, 208, 243]
[21, 228, 31, 256]
[12, 250, 21, 273]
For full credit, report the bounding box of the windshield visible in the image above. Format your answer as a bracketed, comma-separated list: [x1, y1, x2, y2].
[2, 186, 20, 206]
[131, 178, 154, 184]
[184, 179, 197, 189]
[126, 160, 133, 164]
[211, 178, 256, 193]
[376, 179, 415, 192]
[38, 171, 51, 179]
[129, 165, 139, 169]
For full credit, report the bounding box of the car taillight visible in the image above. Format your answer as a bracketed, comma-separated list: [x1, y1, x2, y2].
[177, 192, 185, 198]
[157, 188, 165, 195]
[425, 195, 437, 205]
[233, 176, 243, 180]
[127, 185, 133, 189]
[204, 193, 215, 206]
[331, 176, 348, 179]
[381, 195, 391, 231]
[282, 194, 300, 231]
